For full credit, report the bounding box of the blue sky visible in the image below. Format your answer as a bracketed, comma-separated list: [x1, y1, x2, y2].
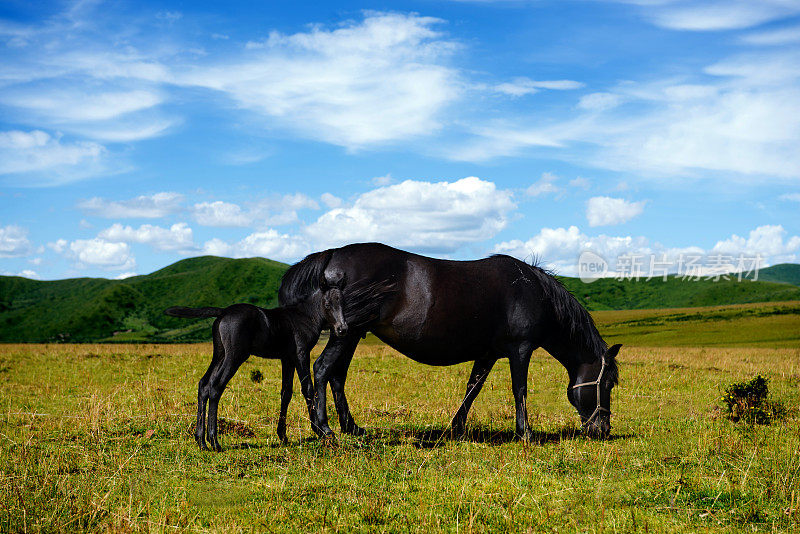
[1, 0, 799, 280]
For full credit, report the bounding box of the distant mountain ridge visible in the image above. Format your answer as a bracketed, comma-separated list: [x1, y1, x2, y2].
[1, 258, 798, 343]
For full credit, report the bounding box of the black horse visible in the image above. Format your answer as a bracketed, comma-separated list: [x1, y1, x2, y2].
[279, 242, 620, 440]
[165, 288, 349, 451]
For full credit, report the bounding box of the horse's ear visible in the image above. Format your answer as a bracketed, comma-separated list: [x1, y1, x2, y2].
[604, 344, 622, 361]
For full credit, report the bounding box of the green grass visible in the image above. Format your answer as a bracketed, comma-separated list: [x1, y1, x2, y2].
[2, 258, 800, 342]
[1, 341, 799, 533]
[593, 301, 800, 348]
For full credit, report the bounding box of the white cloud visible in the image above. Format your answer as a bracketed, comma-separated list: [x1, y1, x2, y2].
[47, 238, 68, 253]
[569, 177, 591, 189]
[742, 25, 800, 46]
[578, 92, 622, 111]
[526, 172, 560, 197]
[618, 1, 800, 31]
[98, 222, 196, 252]
[0, 225, 32, 257]
[68, 238, 135, 270]
[179, 13, 461, 149]
[458, 50, 800, 179]
[192, 201, 251, 227]
[304, 176, 515, 253]
[320, 193, 342, 209]
[493, 225, 653, 275]
[586, 196, 646, 227]
[2, 89, 163, 123]
[494, 77, 583, 96]
[202, 229, 310, 261]
[372, 173, 393, 186]
[114, 272, 138, 279]
[17, 269, 39, 279]
[712, 225, 800, 262]
[192, 194, 319, 228]
[78, 192, 184, 218]
[492, 223, 800, 277]
[780, 193, 800, 202]
[0, 130, 107, 185]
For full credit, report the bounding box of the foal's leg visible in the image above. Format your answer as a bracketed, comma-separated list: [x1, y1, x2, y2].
[328, 336, 363, 435]
[196, 325, 224, 450]
[508, 341, 535, 441]
[451, 357, 496, 438]
[312, 332, 360, 437]
[276, 356, 293, 442]
[292, 346, 320, 436]
[205, 341, 248, 452]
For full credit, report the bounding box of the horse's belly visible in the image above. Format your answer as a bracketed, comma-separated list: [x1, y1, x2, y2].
[372, 324, 492, 366]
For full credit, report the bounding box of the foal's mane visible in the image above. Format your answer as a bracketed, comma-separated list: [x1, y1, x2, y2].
[500, 256, 609, 367]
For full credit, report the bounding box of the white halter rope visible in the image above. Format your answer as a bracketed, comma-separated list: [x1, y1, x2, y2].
[572, 357, 610, 429]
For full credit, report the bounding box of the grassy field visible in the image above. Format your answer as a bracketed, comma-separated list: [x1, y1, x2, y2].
[1, 330, 799, 532]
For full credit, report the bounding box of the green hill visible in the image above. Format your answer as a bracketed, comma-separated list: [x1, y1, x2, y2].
[0, 256, 287, 343]
[1, 257, 799, 343]
[742, 263, 800, 286]
[560, 266, 800, 310]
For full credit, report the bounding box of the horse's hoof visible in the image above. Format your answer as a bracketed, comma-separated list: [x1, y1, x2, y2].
[277, 424, 287, 443]
[343, 423, 366, 437]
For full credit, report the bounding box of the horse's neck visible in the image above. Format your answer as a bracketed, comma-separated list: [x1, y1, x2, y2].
[541, 336, 598, 380]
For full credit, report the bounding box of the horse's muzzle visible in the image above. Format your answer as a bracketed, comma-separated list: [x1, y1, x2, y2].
[334, 324, 348, 337]
[585, 417, 611, 439]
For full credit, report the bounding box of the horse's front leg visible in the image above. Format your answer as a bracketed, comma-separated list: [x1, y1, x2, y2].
[327, 334, 363, 436]
[276, 356, 293, 442]
[508, 342, 535, 442]
[311, 333, 359, 438]
[451, 357, 496, 438]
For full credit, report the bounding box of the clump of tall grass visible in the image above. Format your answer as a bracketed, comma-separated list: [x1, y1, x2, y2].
[721, 375, 787, 424]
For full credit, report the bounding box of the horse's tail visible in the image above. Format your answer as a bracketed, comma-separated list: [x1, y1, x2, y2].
[279, 249, 334, 306]
[164, 306, 224, 318]
[342, 278, 397, 328]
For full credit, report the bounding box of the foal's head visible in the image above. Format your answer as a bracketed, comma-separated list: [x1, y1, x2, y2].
[321, 286, 348, 337]
[568, 344, 621, 439]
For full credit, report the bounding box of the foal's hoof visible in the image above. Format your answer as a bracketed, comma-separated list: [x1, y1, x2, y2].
[277, 424, 287, 443]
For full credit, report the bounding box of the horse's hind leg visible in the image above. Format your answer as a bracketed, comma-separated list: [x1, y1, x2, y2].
[451, 357, 496, 438]
[206, 333, 247, 452]
[508, 341, 535, 442]
[276, 356, 293, 442]
[196, 323, 224, 450]
[328, 335, 363, 436]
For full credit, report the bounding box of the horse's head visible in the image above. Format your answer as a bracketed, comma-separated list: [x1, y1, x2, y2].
[320, 270, 348, 337]
[568, 343, 621, 439]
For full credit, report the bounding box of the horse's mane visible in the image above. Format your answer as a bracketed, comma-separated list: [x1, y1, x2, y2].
[497, 255, 610, 368]
[342, 279, 397, 328]
[279, 249, 333, 306]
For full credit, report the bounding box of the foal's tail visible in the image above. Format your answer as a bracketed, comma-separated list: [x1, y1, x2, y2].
[164, 306, 224, 318]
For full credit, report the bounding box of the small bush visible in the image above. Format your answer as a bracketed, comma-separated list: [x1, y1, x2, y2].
[721, 375, 787, 424]
[250, 369, 264, 383]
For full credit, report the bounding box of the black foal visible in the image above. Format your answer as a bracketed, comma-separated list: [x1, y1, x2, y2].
[165, 287, 347, 451]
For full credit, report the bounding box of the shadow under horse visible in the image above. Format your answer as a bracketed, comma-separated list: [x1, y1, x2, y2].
[279, 242, 621, 441]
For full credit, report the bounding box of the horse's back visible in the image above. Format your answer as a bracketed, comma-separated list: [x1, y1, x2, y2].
[325, 245, 548, 363]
